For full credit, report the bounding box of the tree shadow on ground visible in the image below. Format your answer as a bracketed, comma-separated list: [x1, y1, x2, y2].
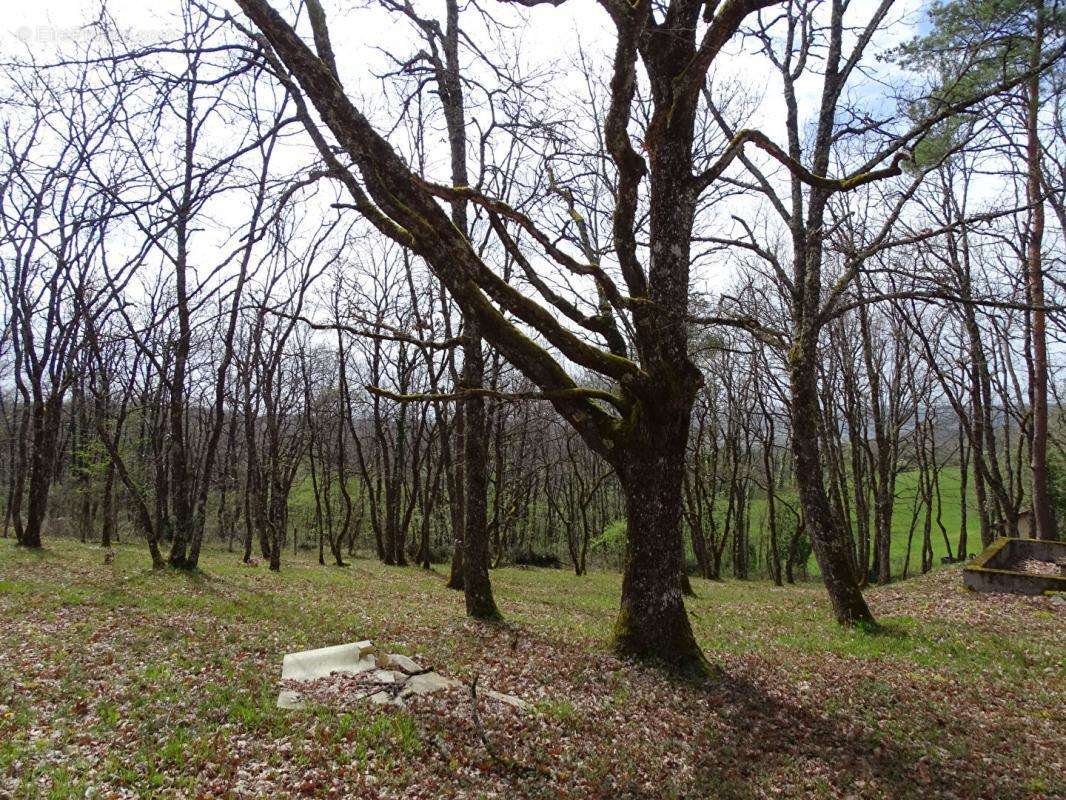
[685, 669, 1025, 800]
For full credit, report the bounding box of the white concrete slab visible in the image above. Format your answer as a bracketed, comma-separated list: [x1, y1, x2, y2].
[277, 641, 376, 708]
[276, 689, 305, 710]
[370, 669, 397, 684]
[280, 641, 375, 681]
[369, 691, 398, 706]
[382, 653, 422, 674]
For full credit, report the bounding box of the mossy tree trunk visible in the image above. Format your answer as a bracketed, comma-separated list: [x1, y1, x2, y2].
[461, 318, 499, 619]
[18, 398, 63, 549]
[614, 398, 707, 675]
[789, 329, 874, 625]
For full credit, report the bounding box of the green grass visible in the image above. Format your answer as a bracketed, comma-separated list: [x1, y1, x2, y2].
[591, 467, 981, 579]
[0, 539, 1061, 799]
[737, 466, 978, 577]
[0, 538, 1040, 676]
[285, 465, 981, 580]
[885, 466, 975, 564]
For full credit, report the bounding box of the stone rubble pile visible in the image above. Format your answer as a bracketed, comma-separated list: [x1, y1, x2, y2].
[276, 640, 528, 711]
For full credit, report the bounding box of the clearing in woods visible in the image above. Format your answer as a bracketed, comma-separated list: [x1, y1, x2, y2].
[0, 540, 1062, 799]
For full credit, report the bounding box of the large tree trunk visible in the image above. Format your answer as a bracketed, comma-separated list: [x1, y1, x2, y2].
[790, 336, 874, 626]
[613, 402, 707, 677]
[444, 405, 465, 589]
[1025, 7, 1055, 541]
[167, 289, 194, 567]
[19, 472, 48, 548]
[461, 321, 499, 619]
[18, 399, 61, 549]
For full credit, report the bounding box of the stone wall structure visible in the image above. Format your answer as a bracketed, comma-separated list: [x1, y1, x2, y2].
[963, 538, 1066, 596]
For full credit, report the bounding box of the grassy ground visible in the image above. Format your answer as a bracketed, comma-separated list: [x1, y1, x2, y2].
[1, 539, 1062, 799]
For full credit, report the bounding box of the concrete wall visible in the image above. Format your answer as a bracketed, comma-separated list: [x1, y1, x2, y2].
[962, 538, 1066, 596]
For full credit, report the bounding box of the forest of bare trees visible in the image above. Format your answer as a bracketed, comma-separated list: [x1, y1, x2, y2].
[1, 0, 1064, 676]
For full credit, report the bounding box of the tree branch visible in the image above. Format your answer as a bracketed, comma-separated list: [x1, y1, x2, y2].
[694, 129, 911, 192]
[367, 383, 628, 413]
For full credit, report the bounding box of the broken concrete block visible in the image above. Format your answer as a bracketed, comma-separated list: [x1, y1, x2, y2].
[276, 639, 528, 714]
[276, 689, 305, 710]
[400, 671, 460, 698]
[369, 691, 397, 706]
[280, 642, 376, 682]
[384, 654, 422, 674]
[277, 641, 378, 706]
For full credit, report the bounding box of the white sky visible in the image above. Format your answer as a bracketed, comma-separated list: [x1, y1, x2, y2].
[5, 0, 1051, 396]
[0, 0, 947, 306]
[3, 0, 928, 137]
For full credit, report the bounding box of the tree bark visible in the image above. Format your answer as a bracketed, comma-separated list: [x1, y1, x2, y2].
[1026, 4, 1054, 541]
[460, 319, 499, 619]
[613, 385, 707, 675]
[17, 398, 62, 549]
[789, 333, 874, 625]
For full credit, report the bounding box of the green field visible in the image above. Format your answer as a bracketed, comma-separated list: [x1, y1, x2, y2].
[881, 467, 976, 565]
[285, 466, 986, 579]
[739, 467, 979, 578]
